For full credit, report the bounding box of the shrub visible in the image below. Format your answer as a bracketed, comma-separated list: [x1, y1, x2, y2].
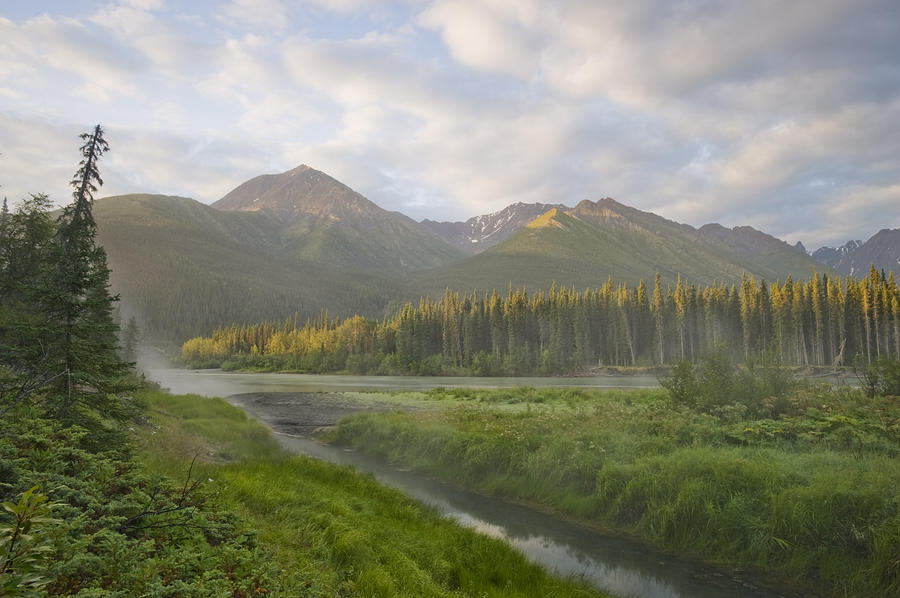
[855, 355, 900, 398]
[661, 349, 796, 417]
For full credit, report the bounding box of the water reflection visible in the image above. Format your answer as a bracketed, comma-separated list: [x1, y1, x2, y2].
[147, 368, 660, 397]
[275, 434, 793, 598]
[144, 366, 805, 598]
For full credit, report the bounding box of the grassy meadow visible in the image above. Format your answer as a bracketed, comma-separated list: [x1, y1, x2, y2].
[323, 385, 900, 597]
[136, 390, 609, 598]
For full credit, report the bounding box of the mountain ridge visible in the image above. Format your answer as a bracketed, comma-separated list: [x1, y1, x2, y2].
[90, 164, 883, 341]
[421, 201, 568, 253]
[411, 197, 825, 296]
[813, 230, 900, 276]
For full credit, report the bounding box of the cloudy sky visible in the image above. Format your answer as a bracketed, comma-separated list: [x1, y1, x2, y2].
[1, 0, 898, 248]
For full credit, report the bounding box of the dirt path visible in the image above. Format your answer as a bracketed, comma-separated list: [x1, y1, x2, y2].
[225, 392, 400, 436]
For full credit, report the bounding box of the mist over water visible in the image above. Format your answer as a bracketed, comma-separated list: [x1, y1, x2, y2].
[139, 361, 805, 598]
[142, 364, 659, 400]
[275, 434, 795, 598]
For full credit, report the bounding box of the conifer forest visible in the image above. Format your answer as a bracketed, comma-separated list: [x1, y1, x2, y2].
[183, 270, 900, 375]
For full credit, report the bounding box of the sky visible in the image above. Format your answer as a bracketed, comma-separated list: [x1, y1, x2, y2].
[1, 0, 898, 249]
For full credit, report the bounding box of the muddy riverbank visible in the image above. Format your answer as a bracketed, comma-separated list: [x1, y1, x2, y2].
[226, 391, 408, 436]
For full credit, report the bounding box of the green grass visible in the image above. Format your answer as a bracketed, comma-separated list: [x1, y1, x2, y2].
[136, 390, 609, 598]
[323, 386, 900, 597]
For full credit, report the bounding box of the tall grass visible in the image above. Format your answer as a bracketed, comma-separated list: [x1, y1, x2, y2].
[136, 391, 608, 598]
[324, 387, 900, 597]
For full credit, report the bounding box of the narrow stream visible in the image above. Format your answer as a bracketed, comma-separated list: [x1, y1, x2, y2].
[147, 367, 808, 598]
[274, 433, 799, 598]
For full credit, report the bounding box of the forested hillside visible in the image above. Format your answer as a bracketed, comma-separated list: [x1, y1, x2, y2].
[94, 194, 399, 341]
[94, 168, 838, 344]
[183, 268, 899, 374]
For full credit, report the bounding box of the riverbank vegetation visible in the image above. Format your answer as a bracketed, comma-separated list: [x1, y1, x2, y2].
[182, 269, 900, 375]
[137, 390, 608, 597]
[324, 361, 900, 597]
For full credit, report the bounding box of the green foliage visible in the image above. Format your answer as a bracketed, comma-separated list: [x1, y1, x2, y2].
[658, 360, 700, 407]
[0, 129, 283, 596]
[0, 486, 61, 597]
[855, 354, 900, 397]
[0, 406, 281, 596]
[119, 316, 140, 363]
[48, 124, 132, 418]
[661, 348, 797, 417]
[326, 385, 900, 597]
[0, 195, 65, 410]
[137, 391, 608, 598]
[0, 126, 133, 424]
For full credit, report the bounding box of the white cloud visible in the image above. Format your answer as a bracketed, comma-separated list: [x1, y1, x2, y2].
[0, 0, 898, 250]
[219, 0, 291, 32]
[0, 116, 82, 206]
[419, 0, 543, 78]
[119, 0, 167, 10]
[91, 4, 205, 75]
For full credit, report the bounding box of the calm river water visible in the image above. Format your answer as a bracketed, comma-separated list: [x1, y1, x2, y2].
[147, 368, 660, 396]
[146, 368, 804, 598]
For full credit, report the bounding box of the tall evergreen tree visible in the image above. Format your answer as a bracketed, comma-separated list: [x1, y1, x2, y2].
[653, 273, 665, 364]
[47, 125, 131, 418]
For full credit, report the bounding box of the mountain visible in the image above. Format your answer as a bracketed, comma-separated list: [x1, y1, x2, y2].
[812, 240, 862, 266]
[94, 194, 399, 341]
[813, 230, 900, 276]
[412, 198, 824, 294]
[212, 165, 461, 270]
[421, 202, 567, 254]
[94, 167, 832, 343]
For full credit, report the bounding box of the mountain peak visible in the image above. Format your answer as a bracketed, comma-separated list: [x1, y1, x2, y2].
[208, 164, 460, 270]
[572, 198, 629, 221]
[212, 164, 382, 225]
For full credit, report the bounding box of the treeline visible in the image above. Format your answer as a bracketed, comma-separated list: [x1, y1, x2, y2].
[183, 269, 900, 374]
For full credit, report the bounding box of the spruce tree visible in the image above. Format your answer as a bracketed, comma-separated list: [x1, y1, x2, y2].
[120, 316, 140, 364]
[47, 125, 131, 418]
[0, 195, 58, 414]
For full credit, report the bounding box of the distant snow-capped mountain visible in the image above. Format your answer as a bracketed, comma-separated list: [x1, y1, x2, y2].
[421, 202, 568, 254]
[813, 233, 900, 276]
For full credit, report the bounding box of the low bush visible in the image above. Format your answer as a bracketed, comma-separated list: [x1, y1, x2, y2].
[0, 404, 279, 596]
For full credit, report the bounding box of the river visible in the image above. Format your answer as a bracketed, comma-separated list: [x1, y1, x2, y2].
[146, 367, 805, 598]
[147, 368, 660, 396]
